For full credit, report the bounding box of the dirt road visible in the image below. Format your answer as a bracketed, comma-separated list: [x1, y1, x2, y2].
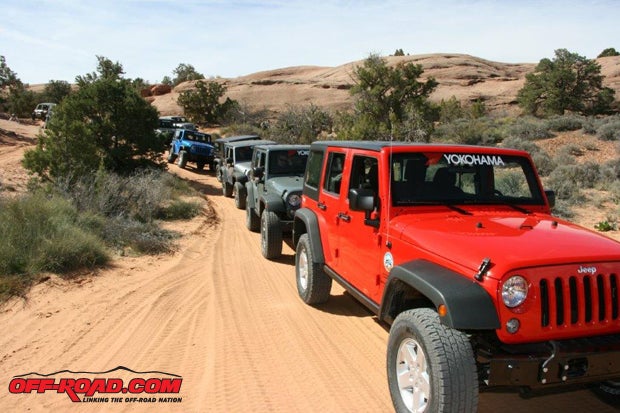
[0, 120, 617, 412]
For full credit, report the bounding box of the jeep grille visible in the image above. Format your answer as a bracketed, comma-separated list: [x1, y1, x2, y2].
[191, 146, 210, 155]
[540, 273, 619, 328]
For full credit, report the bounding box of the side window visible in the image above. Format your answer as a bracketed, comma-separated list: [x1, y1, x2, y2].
[349, 155, 378, 194]
[258, 151, 266, 168]
[323, 152, 346, 195]
[303, 149, 325, 201]
[252, 150, 261, 168]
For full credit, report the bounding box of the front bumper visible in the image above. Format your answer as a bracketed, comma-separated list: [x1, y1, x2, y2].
[479, 334, 620, 388]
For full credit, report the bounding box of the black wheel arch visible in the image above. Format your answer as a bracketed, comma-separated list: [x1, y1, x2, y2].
[379, 259, 500, 330]
[292, 208, 324, 264]
[260, 193, 286, 215]
[233, 172, 248, 184]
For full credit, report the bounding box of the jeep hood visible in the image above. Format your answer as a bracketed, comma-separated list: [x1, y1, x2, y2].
[187, 141, 213, 149]
[266, 176, 304, 197]
[234, 161, 252, 175]
[390, 211, 620, 277]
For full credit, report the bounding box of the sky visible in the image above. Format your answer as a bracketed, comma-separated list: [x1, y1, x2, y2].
[1, 0, 619, 85]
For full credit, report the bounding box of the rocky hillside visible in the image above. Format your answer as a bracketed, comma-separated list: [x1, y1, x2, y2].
[151, 53, 620, 118]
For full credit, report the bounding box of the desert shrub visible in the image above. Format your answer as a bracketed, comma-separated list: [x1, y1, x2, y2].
[55, 169, 173, 223]
[0, 193, 109, 277]
[547, 162, 601, 201]
[433, 117, 504, 145]
[545, 114, 584, 132]
[220, 123, 264, 138]
[94, 217, 178, 254]
[607, 180, 620, 203]
[156, 199, 203, 220]
[597, 120, 620, 141]
[509, 117, 552, 140]
[582, 117, 598, 135]
[267, 104, 334, 144]
[552, 150, 577, 166]
[551, 200, 575, 219]
[502, 136, 556, 176]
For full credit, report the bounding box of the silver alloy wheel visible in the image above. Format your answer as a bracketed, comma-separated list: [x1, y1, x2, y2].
[298, 247, 309, 291]
[396, 338, 430, 412]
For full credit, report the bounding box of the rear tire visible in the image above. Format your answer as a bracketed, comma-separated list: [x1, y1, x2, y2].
[261, 210, 282, 259]
[295, 233, 331, 304]
[234, 182, 247, 209]
[387, 308, 478, 413]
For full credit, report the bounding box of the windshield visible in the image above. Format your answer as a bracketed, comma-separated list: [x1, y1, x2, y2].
[391, 152, 545, 206]
[184, 131, 211, 143]
[235, 146, 254, 162]
[269, 149, 309, 175]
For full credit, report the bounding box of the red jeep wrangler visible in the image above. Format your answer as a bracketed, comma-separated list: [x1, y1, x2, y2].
[293, 141, 620, 413]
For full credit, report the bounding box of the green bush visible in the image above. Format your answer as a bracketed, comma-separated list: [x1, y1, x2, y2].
[547, 162, 601, 201]
[0, 194, 109, 277]
[0, 169, 205, 301]
[509, 117, 552, 140]
[502, 136, 556, 176]
[545, 114, 584, 132]
[597, 120, 620, 141]
[156, 200, 202, 220]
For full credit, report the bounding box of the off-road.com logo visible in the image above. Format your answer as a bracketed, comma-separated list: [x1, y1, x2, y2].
[8, 366, 182, 403]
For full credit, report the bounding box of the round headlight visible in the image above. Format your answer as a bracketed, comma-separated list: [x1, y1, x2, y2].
[288, 194, 301, 207]
[502, 275, 528, 308]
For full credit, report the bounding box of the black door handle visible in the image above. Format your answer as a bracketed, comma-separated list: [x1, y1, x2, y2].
[338, 212, 351, 222]
[318, 201, 326, 210]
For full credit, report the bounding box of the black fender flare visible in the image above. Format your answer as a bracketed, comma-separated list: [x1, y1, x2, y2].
[379, 259, 500, 330]
[292, 208, 324, 263]
[245, 182, 256, 209]
[261, 193, 286, 214]
[233, 172, 248, 184]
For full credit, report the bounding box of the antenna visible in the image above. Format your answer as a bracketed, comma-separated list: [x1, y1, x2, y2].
[386, 134, 393, 248]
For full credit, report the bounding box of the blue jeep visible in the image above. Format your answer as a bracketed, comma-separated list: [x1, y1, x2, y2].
[167, 129, 215, 171]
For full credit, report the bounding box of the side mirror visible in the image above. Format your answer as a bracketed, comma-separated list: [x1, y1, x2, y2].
[545, 190, 556, 209]
[349, 188, 379, 228]
[349, 188, 375, 211]
[253, 166, 264, 179]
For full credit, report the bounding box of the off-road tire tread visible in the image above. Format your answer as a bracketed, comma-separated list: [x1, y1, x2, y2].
[387, 308, 478, 413]
[234, 182, 247, 209]
[261, 210, 282, 259]
[295, 234, 331, 304]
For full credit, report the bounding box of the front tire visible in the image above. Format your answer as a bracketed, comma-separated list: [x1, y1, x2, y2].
[387, 308, 478, 413]
[246, 203, 260, 232]
[234, 182, 247, 209]
[222, 181, 233, 197]
[177, 150, 188, 168]
[261, 210, 282, 259]
[167, 147, 176, 163]
[295, 233, 331, 304]
[592, 380, 620, 407]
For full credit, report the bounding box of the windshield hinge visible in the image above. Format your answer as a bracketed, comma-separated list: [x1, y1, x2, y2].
[474, 258, 492, 282]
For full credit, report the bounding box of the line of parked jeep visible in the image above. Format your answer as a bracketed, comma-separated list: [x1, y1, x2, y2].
[162, 122, 310, 260]
[165, 120, 620, 413]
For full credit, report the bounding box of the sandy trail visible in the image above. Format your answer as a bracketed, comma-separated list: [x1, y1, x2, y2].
[0, 119, 617, 412]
